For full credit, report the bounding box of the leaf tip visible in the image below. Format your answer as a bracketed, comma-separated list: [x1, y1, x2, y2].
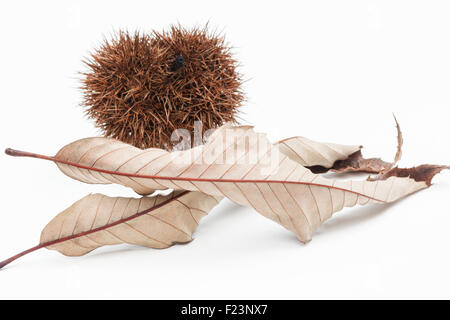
[371, 164, 450, 187]
[392, 114, 403, 164]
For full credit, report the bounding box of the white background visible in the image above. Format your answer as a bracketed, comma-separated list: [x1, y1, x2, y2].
[0, 0, 449, 299]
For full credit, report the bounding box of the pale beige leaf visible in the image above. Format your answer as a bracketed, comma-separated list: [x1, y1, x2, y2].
[0, 135, 364, 269]
[274, 136, 362, 168]
[52, 134, 367, 191]
[41, 190, 220, 256]
[8, 125, 446, 243]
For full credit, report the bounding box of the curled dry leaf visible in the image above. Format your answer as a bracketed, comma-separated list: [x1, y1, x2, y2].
[0, 191, 220, 269]
[274, 136, 363, 169]
[5, 125, 447, 244]
[278, 137, 395, 174]
[0, 131, 386, 268]
[297, 115, 403, 174]
[323, 150, 395, 174]
[370, 165, 450, 186]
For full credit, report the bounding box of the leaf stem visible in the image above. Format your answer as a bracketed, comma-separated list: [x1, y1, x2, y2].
[5, 148, 54, 161]
[0, 244, 43, 270]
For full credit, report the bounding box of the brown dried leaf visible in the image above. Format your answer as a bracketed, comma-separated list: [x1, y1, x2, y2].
[7, 125, 446, 243]
[0, 134, 371, 268]
[0, 191, 220, 268]
[323, 150, 395, 174]
[300, 115, 403, 174]
[370, 165, 450, 187]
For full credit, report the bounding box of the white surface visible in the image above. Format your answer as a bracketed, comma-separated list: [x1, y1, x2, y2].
[0, 0, 449, 299]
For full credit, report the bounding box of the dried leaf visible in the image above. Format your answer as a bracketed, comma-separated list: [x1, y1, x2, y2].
[0, 190, 220, 268]
[6, 125, 447, 243]
[274, 136, 362, 169]
[322, 150, 395, 174]
[0, 132, 384, 268]
[298, 115, 403, 174]
[370, 165, 450, 186]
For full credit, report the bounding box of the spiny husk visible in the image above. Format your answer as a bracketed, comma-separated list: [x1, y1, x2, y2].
[81, 25, 243, 150]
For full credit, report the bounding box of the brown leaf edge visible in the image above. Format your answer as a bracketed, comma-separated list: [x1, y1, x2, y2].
[307, 115, 403, 174]
[307, 150, 394, 174]
[0, 190, 190, 270]
[369, 165, 450, 187]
